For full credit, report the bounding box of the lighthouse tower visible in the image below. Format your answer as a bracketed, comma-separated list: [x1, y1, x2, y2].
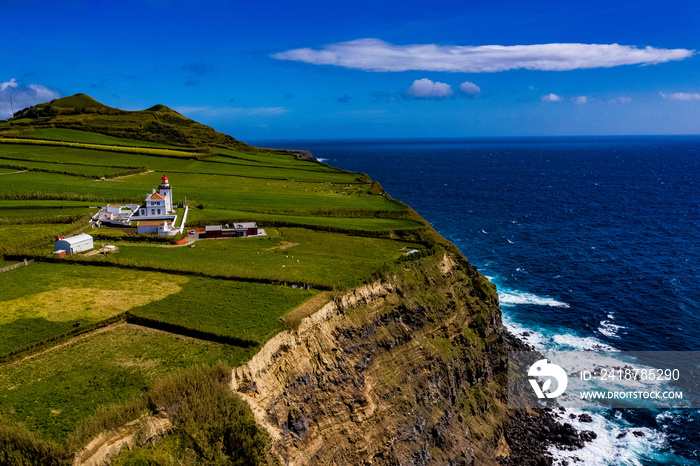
[158, 175, 174, 213]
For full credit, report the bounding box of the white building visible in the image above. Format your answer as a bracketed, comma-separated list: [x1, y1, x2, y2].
[91, 175, 186, 236]
[95, 204, 139, 225]
[137, 220, 168, 235]
[55, 233, 94, 254]
[158, 175, 173, 213]
[136, 175, 175, 219]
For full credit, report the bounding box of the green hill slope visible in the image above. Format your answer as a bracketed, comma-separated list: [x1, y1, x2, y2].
[2, 93, 252, 151]
[0, 93, 517, 466]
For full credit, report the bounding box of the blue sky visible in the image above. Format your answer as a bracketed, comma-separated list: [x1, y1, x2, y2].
[2, 0, 700, 140]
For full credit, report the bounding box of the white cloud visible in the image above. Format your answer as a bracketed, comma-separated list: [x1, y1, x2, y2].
[459, 81, 481, 95]
[0, 78, 60, 118]
[28, 84, 59, 101]
[405, 78, 453, 99]
[660, 91, 700, 101]
[1, 78, 18, 92]
[573, 96, 588, 104]
[272, 38, 694, 72]
[542, 93, 562, 102]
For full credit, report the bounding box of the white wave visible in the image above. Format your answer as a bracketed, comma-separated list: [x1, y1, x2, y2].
[501, 313, 617, 352]
[551, 333, 617, 352]
[550, 408, 670, 466]
[498, 289, 570, 308]
[598, 319, 624, 339]
[316, 157, 328, 162]
[481, 229, 488, 234]
[501, 315, 547, 350]
[507, 238, 515, 244]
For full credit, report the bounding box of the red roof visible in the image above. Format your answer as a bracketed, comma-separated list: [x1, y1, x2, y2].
[150, 193, 166, 200]
[161, 175, 168, 180]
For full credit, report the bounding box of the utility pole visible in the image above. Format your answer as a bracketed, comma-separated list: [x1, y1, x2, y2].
[10, 96, 13, 116]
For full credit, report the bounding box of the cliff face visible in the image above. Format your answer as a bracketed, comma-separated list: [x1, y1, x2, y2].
[232, 252, 510, 465]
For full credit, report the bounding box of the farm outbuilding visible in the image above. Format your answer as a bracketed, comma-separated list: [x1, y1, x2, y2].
[54, 234, 94, 255]
[137, 220, 167, 235]
[234, 222, 259, 237]
[205, 222, 260, 239]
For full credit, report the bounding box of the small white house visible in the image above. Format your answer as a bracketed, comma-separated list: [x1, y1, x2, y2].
[55, 233, 94, 255]
[137, 220, 167, 235]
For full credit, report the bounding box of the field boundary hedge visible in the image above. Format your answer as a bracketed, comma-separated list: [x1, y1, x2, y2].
[0, 312, 129, 365]
[3, 253, 334, 290]
[124, 313, 258, 348]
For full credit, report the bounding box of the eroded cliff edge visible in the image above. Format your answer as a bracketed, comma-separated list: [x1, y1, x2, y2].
[232, 252, 512, 465]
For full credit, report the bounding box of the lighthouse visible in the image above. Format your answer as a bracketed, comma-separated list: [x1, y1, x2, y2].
[158, 175, 174, 213]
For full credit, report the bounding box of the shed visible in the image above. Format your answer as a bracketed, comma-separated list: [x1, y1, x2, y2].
[205, 225, 224, 238]
[54, 234, 94, 255]
[234, 222, 259, 237]
[137, 220, 166, 235]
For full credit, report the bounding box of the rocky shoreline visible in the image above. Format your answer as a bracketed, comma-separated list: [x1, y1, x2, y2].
[500, 331, 596, 466]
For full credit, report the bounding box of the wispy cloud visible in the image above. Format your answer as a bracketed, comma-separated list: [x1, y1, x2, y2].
[1, 78, 60, 118]
[610, 96, 633, 104]
[405, 78, 453, 99]
[573, 96, 588, 104]
[273, 39, 694, 73]
[660, 91, 700, 101]
[542, 93, 562, 102]
[175, 105, 288, 118]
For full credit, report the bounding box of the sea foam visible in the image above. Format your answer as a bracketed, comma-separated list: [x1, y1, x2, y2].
[549, 408, 672, 466]
[498, 289, 570, 309]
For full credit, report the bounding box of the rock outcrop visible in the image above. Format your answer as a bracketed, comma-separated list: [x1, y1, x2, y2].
[232, 252, 510, 465]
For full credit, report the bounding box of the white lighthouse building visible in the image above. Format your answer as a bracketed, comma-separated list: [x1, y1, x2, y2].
[158, 175, 174, 213]
[136, 175, 175, 219]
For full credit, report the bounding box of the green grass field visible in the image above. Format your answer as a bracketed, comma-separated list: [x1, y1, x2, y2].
[0, 262, 189, 356]
[186, 207, 424, 231]
[0, 98, 435, 456]
[0, 324, 255, 441]
[129, 276, 317, 343]
[84, 228, 423, 287]
[0, 158, 142, 178]
[0, 137, 198, 158]
[0, 139, 365, 183]
[0, 200, 99, 207]
[28, 128, 181, 148]
[0, 207, 92, 220]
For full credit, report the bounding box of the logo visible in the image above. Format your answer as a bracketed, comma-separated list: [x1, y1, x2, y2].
[528, 358, 568, 399]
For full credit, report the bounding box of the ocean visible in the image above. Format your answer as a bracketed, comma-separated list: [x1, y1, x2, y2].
[253, 136, 700, 465]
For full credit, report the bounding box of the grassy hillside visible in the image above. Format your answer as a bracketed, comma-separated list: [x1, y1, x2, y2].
[0, 94, 446, 464]
[2, 93, 253, 151]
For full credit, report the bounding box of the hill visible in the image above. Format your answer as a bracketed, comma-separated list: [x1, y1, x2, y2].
[3, 93, 252, 151]
[0, 94, 557, 465]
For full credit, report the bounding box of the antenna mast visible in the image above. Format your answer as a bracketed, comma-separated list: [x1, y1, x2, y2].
[10, 96, 13, 116]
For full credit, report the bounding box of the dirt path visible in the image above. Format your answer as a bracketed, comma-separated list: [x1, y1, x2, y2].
[0, 169, 27, 175]
[100, 169, 153, 181]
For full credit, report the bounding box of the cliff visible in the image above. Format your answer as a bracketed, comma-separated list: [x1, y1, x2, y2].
[232, 252, 511, 465]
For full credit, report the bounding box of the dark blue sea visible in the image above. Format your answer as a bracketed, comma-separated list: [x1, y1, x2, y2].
[254, 136, 700, 465]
